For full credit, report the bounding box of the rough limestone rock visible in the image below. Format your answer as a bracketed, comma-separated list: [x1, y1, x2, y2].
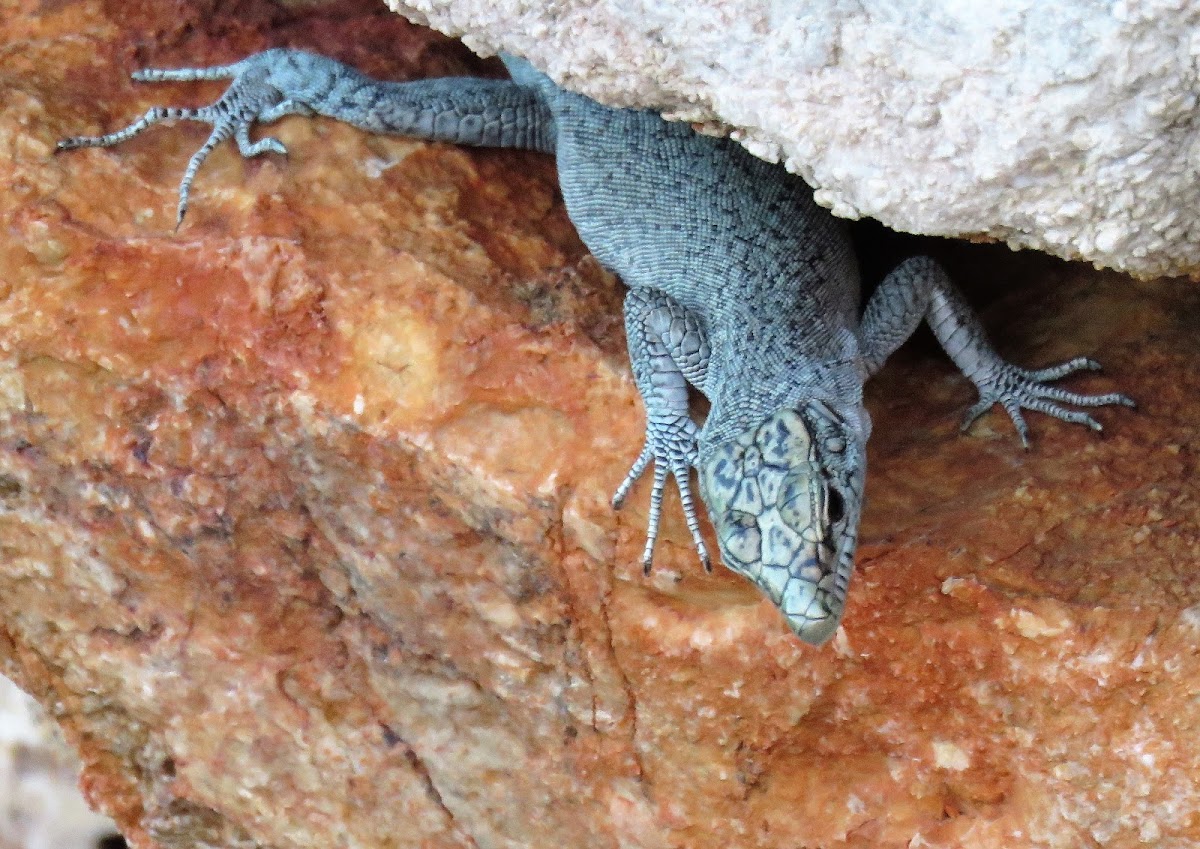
[2, 1, 1200, 848]
[387, 0, 1200, 279]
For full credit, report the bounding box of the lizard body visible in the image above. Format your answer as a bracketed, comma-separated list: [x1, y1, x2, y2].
[58, 49, 1133, 644]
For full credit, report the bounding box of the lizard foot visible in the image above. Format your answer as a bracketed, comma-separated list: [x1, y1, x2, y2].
[612, 417, 711, 575]
[961, 356, 1136, 447]
[56, 50, 311, 226]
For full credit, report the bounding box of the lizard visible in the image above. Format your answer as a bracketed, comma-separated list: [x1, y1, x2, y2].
[56, 48, 1134, 645]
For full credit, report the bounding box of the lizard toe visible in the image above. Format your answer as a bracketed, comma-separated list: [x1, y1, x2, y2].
[966, 358, 1131, 447]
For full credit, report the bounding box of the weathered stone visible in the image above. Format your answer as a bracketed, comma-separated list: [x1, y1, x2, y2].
[2, 1, 1199, 848]
[387, 0, 1200, 279]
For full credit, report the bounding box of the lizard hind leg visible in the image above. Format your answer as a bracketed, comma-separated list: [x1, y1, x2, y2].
[56, 53, 300, 226]
[58, 49, 556, 224]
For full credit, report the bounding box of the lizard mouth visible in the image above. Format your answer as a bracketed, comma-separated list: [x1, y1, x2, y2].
[700, 403, 862, 645]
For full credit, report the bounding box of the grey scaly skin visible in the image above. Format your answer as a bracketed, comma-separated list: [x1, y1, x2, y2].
[57, 48, 1134, 645]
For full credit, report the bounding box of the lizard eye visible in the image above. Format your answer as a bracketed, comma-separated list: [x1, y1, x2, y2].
[827, 489, 845, 524]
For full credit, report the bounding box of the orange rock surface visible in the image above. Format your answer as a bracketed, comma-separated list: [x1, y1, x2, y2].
[2, 1, 1199, 847]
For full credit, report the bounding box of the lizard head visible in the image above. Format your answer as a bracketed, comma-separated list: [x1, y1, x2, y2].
[699, 400, 865, 645]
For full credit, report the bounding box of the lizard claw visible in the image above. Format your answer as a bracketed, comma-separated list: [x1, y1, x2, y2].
[612, 418, 711, 574]
[961, 356, 1135, 448]
[56, 51, 304, 225]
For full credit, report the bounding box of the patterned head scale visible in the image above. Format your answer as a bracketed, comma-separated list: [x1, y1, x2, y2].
[700, 401, 865, 644]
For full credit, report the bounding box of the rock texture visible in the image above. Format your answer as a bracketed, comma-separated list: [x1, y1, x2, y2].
[3, 1, 1200, 848]
[387, 0, 1200, 279]
[0, 674, 120, 849]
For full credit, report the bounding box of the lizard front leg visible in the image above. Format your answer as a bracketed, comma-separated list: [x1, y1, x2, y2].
[57, 48, 555, 225]
[860, 256, 1135, 445]
[611, 288, 712, 574]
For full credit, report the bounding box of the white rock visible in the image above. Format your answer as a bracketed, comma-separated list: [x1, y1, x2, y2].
[1, 675, 119, 849]
[387, 0, 1200, 278]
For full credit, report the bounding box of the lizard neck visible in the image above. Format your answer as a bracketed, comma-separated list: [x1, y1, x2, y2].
[698, 356, 870, 459]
